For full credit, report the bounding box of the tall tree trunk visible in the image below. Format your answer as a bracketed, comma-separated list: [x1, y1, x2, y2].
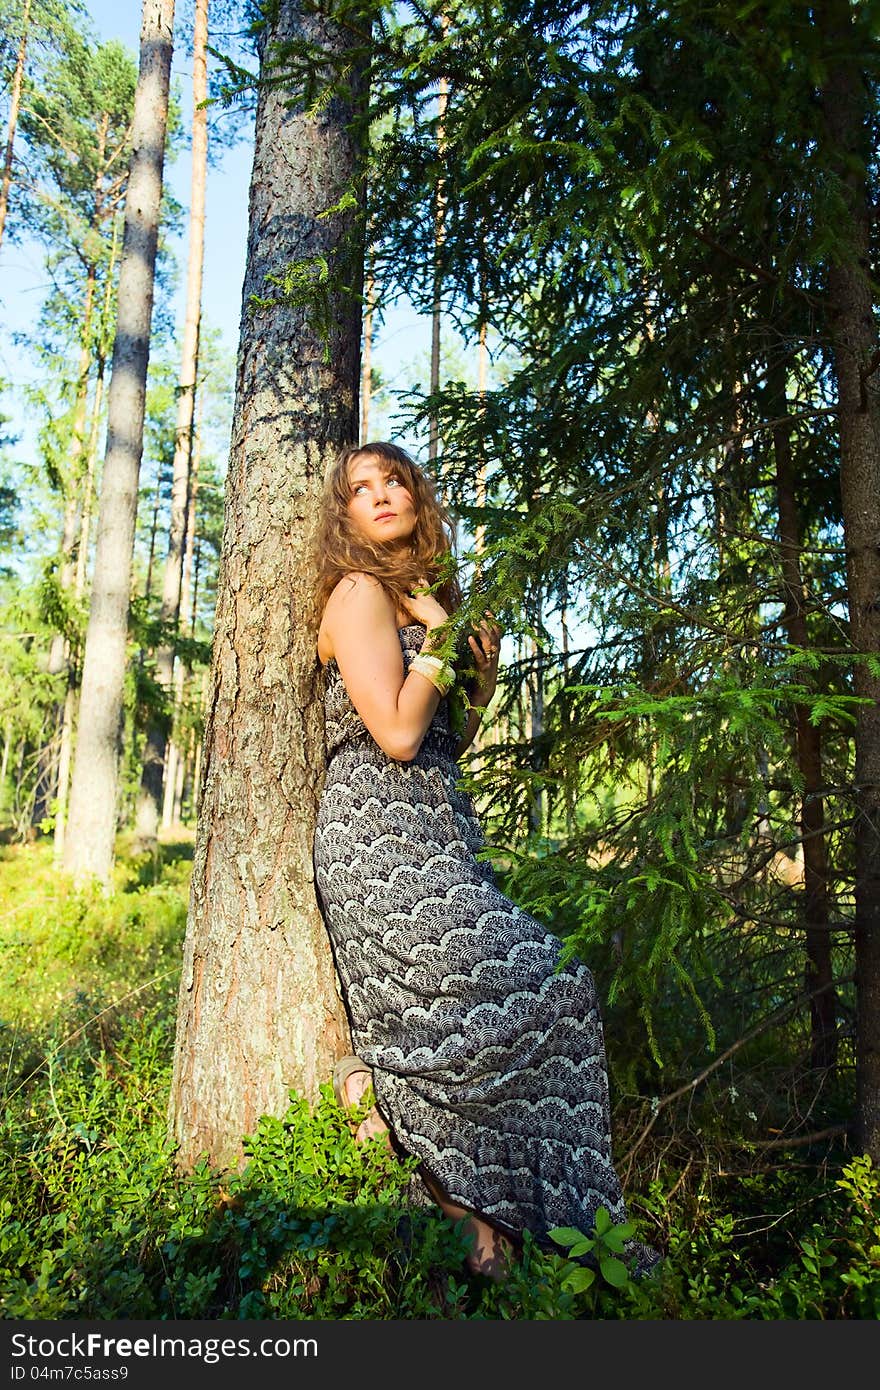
[62, 0, 176, 885]
[360, 258, 374, 442]
[168, 0, 366, 1172]
[526, 633, 544, 837]
[428, 13, 448, 464]
[136, 0, 209, 848]
[470, 265, 488, 758]
[33, 248, 103, 831]
[75, 190, 120, 603]
[0, 0, 31, 249]
[822, 7, 880, 1160]
[769, 366, 837, 1071]
[144, 469, 164, 602]
[0, 724, 11, 790]
[55, 229, 118, 863]
[162, 390, 203, 831]
[474, 316, 487, 557]
[191, 667, 207, 819]
[172, 731, 186, 822]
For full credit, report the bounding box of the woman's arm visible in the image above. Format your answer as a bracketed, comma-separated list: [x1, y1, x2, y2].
[322, 572, 449, 762]
[454, 612, 502, 760]
[455, 704, 485, 760]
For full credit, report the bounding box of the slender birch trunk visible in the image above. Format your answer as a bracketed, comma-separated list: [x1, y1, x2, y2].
[62, 0, 176, 885]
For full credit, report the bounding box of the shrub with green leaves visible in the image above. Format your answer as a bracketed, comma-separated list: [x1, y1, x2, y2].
[2, 840, 877, 1319]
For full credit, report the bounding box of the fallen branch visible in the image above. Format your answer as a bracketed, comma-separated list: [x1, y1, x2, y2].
[620, 973, 854, 1174]
[743, 1124, 849, 1151]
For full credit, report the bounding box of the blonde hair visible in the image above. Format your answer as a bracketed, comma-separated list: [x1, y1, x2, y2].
[312, 441, 462, 627]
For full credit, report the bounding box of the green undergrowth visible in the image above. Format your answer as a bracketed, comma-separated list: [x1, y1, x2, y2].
[0, 837, 187, 1035]
[1, 839, 878, 1319]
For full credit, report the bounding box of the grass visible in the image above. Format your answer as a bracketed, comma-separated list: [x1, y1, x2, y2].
[1, 834, 877, 1320]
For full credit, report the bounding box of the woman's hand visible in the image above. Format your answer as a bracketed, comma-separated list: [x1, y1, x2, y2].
[405, 577, 449, 633]
[467, 610, 502, 707]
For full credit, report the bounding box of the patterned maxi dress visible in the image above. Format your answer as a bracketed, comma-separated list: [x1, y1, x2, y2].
[313, 623, 652, 1262]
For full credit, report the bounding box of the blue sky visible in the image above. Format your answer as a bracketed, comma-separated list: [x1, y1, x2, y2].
[1, 0, 432, 459]
[88, 0, 431, 442]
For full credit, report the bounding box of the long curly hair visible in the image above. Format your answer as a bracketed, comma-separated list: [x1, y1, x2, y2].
[312, 441, 463, 629]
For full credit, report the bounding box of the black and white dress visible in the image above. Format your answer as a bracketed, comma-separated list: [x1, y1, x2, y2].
[313, 623, 653, 1264]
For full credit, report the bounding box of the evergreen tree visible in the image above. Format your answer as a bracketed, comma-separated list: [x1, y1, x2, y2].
[267, 1, 877, 1158]
[168, 0, 370, 1171]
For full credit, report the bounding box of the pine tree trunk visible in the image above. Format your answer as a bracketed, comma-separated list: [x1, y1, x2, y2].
[822, 8, 880, 1159]
[0, 724, 11, 791]
[428, 13, 449, 464]
[0, 0, 31, 249]
[75, 211, 119, 601]
[136, 0, 209, 848]
[55, 240, 117, 865]
[51, 675, 78, 861]
[161, 726, 180, 827]
[527, 628, 544, 838]
[360, 261, 374, 442]
[173, 734, 186, 819]
[62, 0, 176, 885]
[770, 382, 837, 1071]
[168, 0, 366, 1172]
[161, 403, 202, 833]
[469, 308, 488, 758]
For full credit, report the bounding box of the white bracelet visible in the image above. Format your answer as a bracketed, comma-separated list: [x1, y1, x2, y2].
[410, 653, 456, 694]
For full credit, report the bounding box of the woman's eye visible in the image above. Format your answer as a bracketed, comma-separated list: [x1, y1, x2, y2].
[387, 476, 399, 487]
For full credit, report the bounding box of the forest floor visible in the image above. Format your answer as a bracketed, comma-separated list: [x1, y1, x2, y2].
[0, 833, 877, 1319]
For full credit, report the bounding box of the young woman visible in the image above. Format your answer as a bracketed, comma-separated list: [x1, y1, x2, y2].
[311, 440, 658, 1281]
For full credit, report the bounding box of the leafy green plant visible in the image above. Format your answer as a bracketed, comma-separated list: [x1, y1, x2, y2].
[548, 1207, 636, 1296]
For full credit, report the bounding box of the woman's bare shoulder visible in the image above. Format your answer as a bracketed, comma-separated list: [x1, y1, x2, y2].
[317, 573, 394, 665]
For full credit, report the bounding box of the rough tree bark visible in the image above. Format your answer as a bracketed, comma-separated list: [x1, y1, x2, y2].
[62, 0, 176, 885]
[822, 3, 880, 1161]
[168, 0, 366, 1172]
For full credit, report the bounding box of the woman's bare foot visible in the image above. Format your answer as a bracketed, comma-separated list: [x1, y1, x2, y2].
[341, 1068, 392, 1149]
[461, 1217, 514, 1281]
[421, 1173, 515, 1281]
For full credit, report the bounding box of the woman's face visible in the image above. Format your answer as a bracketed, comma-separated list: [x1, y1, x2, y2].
[346, 454, 417, 550]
